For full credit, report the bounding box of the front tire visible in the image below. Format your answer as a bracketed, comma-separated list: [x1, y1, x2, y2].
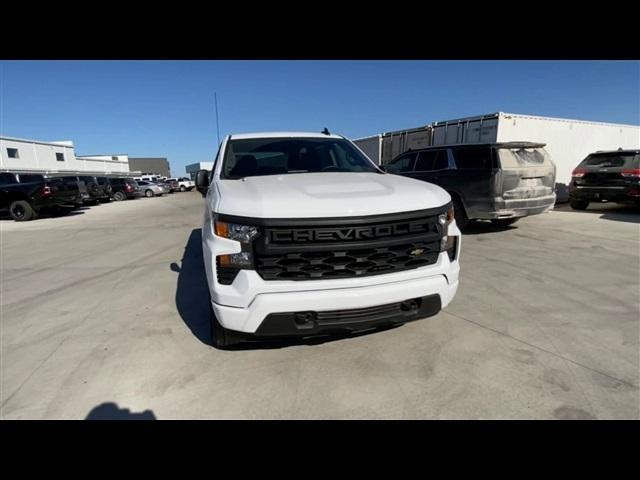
[570, 198, 589, 210]
[9, 200, 36, 221]
[452, 198, 470, 230]
[145, 189, 154, 198]
[113, 191, 126, 202]
[490, 218, 520, 227]
[180, 185, 186, 192]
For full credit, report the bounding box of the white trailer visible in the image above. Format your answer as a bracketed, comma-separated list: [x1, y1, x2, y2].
[353, 126, 432, 165]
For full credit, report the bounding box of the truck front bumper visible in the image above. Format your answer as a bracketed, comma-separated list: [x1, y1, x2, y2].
[212, 271, 458, 335]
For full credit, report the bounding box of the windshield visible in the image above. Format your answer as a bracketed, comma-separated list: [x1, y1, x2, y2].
[222, 137, 379, 179]
[579, 152, 639, 169]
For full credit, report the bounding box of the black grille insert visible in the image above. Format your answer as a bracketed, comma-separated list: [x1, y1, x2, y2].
[253, 210, 444, 281]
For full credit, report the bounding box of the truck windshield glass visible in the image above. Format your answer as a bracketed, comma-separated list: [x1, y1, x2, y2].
[579, 153, 639, 169]
[222, 138, 379, 179]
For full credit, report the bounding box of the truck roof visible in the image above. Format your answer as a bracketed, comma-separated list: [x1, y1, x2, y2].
[230, 131, 343, 140]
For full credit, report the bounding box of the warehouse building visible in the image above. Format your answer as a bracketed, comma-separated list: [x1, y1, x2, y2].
[76, 154, 130, 173]
[185, 162, 214, 179]
[354, 112, 640, 201]
[1, 136, 131, 174]
[128, 157, 171, 178]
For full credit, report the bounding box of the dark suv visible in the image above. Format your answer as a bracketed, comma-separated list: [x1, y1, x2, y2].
[569, 149, 640, 210]
[58, 175, 91, 206]
[95, 177, 114, 202]
[78, 175, 108, 204]
[109, 177, 141, 201]
[385, 142, 557, 228]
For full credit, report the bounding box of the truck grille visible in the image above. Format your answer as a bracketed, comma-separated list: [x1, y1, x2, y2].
[252, 209, 445, 281]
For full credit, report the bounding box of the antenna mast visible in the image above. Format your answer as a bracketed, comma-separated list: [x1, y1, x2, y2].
[214, 92, 221, 145]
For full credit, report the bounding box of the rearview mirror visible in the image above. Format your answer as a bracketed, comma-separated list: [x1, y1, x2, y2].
[195, 170, 210, 197]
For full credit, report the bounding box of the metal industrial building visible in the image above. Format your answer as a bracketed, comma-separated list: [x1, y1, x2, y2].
[185, 162, 214, 179]
[128, 157, 171, 178]
[1, 136, 131, 174]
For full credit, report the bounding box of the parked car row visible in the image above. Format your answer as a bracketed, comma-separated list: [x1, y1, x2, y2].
[134, 176, 195, 192]
[0, 172, 180, 222]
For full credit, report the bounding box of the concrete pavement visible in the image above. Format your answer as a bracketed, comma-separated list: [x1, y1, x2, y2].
[1, 195, 638, 419]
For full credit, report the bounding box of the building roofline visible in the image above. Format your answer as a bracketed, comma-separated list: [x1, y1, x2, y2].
[0, 136, 76, 148]
[432, 112, 639, 129]
[77, 154, 129, 157]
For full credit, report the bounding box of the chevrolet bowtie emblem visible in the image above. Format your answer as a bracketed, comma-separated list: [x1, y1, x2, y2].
[410, 248, 425, 256]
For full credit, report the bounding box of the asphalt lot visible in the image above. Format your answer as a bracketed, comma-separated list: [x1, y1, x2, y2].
[1, 194, 638, 419]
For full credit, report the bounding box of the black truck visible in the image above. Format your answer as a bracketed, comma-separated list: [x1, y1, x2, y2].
[0, 172, 80, 221]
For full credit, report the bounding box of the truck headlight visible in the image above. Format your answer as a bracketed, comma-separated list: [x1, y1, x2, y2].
[438, 205, 454, 227]
[213, 217, 259, 284]
[438, 205, 457, 261]
[218, 252, 253, 268]
[214, 219, 259, 243]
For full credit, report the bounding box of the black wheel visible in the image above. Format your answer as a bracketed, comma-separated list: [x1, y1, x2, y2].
[490, 218, 520, 227]
[209, 303, 241, 348]
[570, 198, 589, 210]
[113, 191, 126, 202]
[452, 198, 470, 230]
[145, 189, 154, 198]
[180, 185, 186, 192]
[9, 200, 36, 221]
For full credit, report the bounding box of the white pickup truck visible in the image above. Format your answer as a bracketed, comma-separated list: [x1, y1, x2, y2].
[194, 131, 461, 347]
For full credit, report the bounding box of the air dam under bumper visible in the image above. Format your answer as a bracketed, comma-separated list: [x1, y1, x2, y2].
[211, 273, 458, 335]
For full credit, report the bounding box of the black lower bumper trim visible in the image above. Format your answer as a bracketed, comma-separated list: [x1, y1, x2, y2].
[254, 294, 442, 337]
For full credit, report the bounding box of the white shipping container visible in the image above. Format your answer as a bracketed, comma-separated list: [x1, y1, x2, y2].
[353, 127, 431, 165]
[352, 135, 381, 164]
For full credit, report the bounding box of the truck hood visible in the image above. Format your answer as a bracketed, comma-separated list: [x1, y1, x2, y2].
[214, 172, 451, 218]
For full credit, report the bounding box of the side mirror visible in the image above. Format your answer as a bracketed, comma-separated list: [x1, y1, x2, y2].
[195, 169, 210, 197]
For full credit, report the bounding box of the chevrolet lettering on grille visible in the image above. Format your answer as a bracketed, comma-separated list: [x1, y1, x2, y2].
[270, 220, 430, 243]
